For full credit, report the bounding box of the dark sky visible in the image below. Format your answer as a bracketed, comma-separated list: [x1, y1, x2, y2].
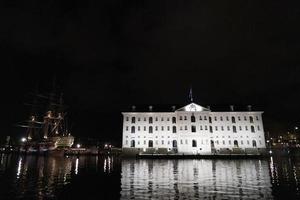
[1, 1, 300, 145]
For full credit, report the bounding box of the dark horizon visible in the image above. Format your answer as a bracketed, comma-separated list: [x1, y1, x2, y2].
[1, 1, 300, 146]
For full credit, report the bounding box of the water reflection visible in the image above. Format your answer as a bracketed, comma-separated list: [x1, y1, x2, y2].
[0, 154, 300, 199]
[121, 159, 273, 199]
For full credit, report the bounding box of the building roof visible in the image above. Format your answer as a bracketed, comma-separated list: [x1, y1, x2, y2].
[176, 103, 210, 112]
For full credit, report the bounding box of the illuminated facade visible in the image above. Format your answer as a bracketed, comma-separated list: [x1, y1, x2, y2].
[122, 103, 266, 155]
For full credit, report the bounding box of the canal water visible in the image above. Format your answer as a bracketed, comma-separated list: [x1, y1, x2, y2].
[0, 154, 299, 200]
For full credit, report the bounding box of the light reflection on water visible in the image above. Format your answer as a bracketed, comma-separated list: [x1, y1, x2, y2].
[0, 154, 299, 199]
[120, 159, 273, 200]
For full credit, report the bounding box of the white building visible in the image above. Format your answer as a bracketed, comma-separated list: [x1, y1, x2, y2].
[122, 103, 266, 155]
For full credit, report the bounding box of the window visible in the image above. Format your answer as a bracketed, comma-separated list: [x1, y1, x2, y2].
[167, 118, 169, 121]
[149, 126, 153, 133]
[209, 126, 213, 133]
[149, 117, 153, 124]
[223, 140, 225, 145]
[125, 140, 128, 145]
[130, 140, 135, 147]
[155, 126, 158, 131]
[238, 116, 241, 121]
[161, 117, 164, 121]
[209, 117, 212, 123]
[179, 116, 182, 120]
[211, 140, 215, 148]
[167, 126, 170, 131]
[205, 126, 208, 130]
[220, 116, 223, 121]
[214, 116, 217, 121]
[244, 116, 247, 121]
[221, 126, 224, 131]
[256, 116, 259, 121]
[161, 140, 164, 145]
[226, 116, 229, 121]
[138, 117, 140, 121]
[192, 140, 197, 147]
[131, 117, 135, 123]
[215, 126, 218, 131]
[131, 126, 135, 133]
[247, 140, 249, 145]
[239, 126, 242, 131]
[245, 126, 248, 131]
[126, 117, 129, 121]
[172, 126, 177, 133]
[233, 126, 237, 133]
[144, 140, 146, 145]
[161, 126, 164, 131]
[257, 126, 260, 131]
[227, 126, 230, 131]
[251, 126, 255, 133]
[231, 116, 236, 123]
[144, 117, 146, 121]
[234, 140, 238, 148]
[155, 117, 158, 121]
[229, 140, 231, 145]
[172, 117, 176, 124]
[180, 140, 183, 144]
[204, 116, 207, 120]
[200, 126, 203, 130]
[191, 115, 196, 122]
[138, 126, 140, 131]
[126, 126, 129, 131]
[184, 116, 187, 120]
[185, 126, 187, 130]
[185, 139, 188, 144]
[252, 140, 257, 147]
[192, 125, 196, 132]
[199, 116, 202, 120]
[173, 140, 177, 148]
[249, 116, 254, 123]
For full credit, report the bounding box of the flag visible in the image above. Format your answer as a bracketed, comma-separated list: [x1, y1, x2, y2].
[189, 87, 193, 102]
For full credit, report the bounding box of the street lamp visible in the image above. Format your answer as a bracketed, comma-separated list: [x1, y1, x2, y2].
[76, 144, 81, 148]
[21, 137, 27, 143]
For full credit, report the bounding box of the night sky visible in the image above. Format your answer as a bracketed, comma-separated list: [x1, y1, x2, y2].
[1, 1, 300, 145]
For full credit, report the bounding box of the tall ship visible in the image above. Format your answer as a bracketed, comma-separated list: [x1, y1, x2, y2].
[17, 87, 74, 155]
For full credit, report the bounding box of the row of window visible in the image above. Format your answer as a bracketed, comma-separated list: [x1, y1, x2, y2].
[126, 125, 260, 133]
[126, 139, 262, 148]
[126, 115, 259, 124]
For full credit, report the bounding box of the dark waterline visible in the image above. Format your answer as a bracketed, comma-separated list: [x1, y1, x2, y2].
[0, 154, 299, 200]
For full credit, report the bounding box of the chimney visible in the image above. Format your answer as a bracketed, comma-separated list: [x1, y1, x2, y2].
[247, 105, 252, 111]
[171, 106, 176, 111]
[149, 105, 153, 111]
[230, 105, 234, 111]
[131, 105, 136, 111]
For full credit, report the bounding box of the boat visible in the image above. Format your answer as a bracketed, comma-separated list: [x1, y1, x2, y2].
[17, 86, 75, 156]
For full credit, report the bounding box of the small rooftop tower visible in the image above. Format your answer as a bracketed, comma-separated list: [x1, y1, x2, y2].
[149, 105, 153, 111]
[131, 105, 136, 111]
[247, 105, 252, 111]
[230, 105, 234, 111]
